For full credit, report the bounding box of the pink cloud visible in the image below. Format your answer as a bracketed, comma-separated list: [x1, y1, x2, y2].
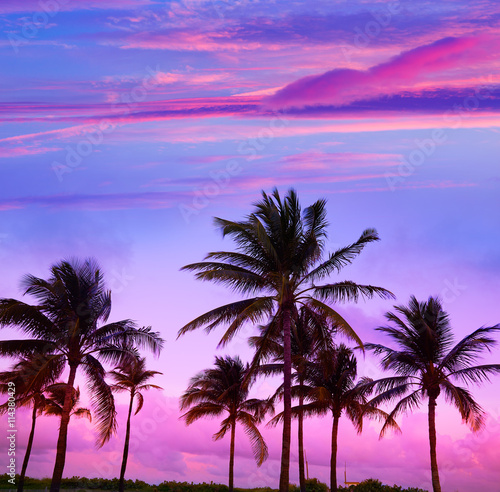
[267, 36, 493, 109]
[0, 145, 60, 158]
[280, 151, 401, 171]
[119, 31, 263, 53]
[0, 0, 152, 14]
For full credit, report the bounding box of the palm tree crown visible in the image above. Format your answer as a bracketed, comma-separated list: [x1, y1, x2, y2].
[43, 384, 92, 422]
[109, 356, 163, 415]
[366, 295, 500, 492]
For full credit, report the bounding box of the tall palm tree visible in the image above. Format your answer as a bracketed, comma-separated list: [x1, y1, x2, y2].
[0, 356, 63, 492]
[180, 355, 269, 492]
[269, 345, 398, 492]
[178, 188, 394, 492]
[0, 258, 164, 492]
[365, 296, 500, 492]
[109, 356, 163, 492]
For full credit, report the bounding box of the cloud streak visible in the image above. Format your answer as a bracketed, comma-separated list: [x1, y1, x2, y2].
[267, 36, 495, 109]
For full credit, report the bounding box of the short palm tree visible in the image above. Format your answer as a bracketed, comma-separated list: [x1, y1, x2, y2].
[366, 296, 500, 492]
[180, 355, 269, 492]
[109, 356, 163, 492]
[43, 384, 92, 422]
[0, 356, 63, 492]
[0, 258, 164, 492]
[178, 188, 394, 492]
[269, 345, 398, 492]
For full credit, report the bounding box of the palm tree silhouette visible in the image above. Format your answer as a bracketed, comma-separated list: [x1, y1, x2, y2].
[269, 345, 397, 492]
[43, 384, 92, 422]
[0, 258, 164, 492]
[366, 296, 500, 492]
[109, 356, 163, 492]
[250, 306, 335, 492]
[180, 355, 269, 492]
[178, 188, 393, 492]
[0, 356, 63, 492]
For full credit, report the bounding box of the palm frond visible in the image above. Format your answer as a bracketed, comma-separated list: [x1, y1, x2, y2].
[305, 298, 362, 348]
[135, 392, 144, 415]
[180, 262, 268, 296]
[313, 281, 395, 304]
[440, 380, 485, 432]
[0, 299, 59, 340]
[440, 325, 500, 372]
[81, 354, 117, 447]
[0, 339, 57, 358]
[237, 411, 269, 466]
[213, 416, 232, 441]
[304, 229, 380, 282]
[377, 389, 422, 437]
[449, 364, 500, 385]
[177, 297, 274, 341]
[180, 402, 225, 425]
[72, 407, 92, 421]
[217, 297, 276, 347]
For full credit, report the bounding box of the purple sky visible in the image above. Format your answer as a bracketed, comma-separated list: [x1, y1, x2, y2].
[1, 1, 500, 491]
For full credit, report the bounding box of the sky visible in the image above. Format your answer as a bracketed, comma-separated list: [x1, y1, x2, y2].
[0, 0, 500, 490]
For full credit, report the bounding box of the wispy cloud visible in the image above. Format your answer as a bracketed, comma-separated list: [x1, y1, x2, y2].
[0, 0, 153, 13]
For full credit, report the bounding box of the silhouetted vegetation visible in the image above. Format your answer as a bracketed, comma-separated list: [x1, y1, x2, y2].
[339, 478, 427, 491]
[0, 476, 427, 492]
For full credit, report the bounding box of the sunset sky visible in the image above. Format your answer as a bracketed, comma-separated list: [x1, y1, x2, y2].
[1, 1, 500, 491]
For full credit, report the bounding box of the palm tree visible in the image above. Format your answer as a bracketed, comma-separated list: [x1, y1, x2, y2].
[178, 188, 394, 492]
[365, 296, 500, 492]
[269, 345, 398, 492]
[250, 306, 335, 492]
[109, 356, 163, 492]
[0, 258, 164, 492]
[43, 384, 92, 422]
[0, 356, 63, 492]
[180, 355, 269, 492]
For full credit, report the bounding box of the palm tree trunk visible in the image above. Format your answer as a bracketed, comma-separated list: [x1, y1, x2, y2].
[428, 397, 441, 492]
[229, 418, 236, 492]
[330, 415, 339, 492]
[17, 402, 37, 492]
[279, 305, 293, 492]
[119, 390, 135, 492]
[298, 377, 306, 492]
[50, 363, 78, 492]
